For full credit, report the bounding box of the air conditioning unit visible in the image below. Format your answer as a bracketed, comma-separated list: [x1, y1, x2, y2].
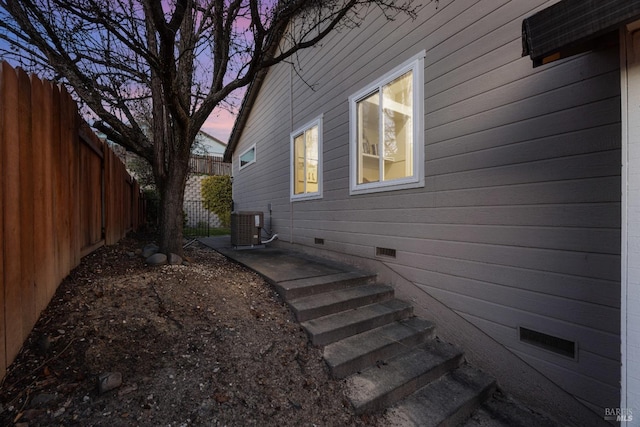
[231, 211, 264, 246]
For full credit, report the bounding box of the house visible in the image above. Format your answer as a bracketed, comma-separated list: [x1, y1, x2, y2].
[193, 129, 227, 156]
[224, 0, 639, 423]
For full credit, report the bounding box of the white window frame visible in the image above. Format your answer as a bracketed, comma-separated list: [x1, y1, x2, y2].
[349, 51, 425, 195]
[238, 143, 256, 170]
[290, 115, 323, 201]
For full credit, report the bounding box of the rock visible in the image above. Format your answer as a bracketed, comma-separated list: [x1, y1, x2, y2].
[168, 253, 183, 265]
[30, 393, 57, 407]
[126, 251, 136, 258]
[38, 334, 51, 354]
[141, 244, 159, 258]
[146, 253, 167, 266]
[19, 409, 44, 421]
[98, 372, 122, 394]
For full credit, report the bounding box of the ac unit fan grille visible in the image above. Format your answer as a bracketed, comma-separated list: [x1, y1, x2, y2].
[231, 211, 263, 246]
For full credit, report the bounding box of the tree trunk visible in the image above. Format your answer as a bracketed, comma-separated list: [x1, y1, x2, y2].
[156, 158, 189, 257]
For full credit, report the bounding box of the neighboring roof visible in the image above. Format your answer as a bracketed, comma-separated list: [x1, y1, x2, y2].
[197, 129, 227, 147]
[523, 0, 640, 67]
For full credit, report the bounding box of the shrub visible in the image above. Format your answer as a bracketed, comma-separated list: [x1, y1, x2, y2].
[201, 175, 232, 227]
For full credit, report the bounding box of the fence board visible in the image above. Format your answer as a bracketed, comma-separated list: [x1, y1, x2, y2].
[31, 75, 48, 316]
[59, 86, 72, 278]
[68, 89, 81, 269]
[42, 81, 57, 303]
[0, 61, 145, 382]
[51, 83, 63, 284]
[0, 59, 6, 379]
[18, 67, 36, 339]
[2, 62, 23, 365]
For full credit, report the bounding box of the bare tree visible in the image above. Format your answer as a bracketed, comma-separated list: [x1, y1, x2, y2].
[0, 0, 416, 255]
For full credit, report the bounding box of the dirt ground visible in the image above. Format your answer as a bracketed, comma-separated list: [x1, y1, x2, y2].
[0, 233, 378, 426]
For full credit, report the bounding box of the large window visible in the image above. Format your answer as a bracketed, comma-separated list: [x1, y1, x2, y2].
[291, 116, 322, 201]
[349, 52, 425, 195]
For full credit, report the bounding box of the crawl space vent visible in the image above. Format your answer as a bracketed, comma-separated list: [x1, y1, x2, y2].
[519, 327, 576, 359]
[314, 238, 325, 245]
[376, 247, 396, 258]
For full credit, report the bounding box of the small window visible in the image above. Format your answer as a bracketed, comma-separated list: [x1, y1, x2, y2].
[239, 144, 256, 170]
[291, 116, 323, 201]
[349, 51, 425, 195]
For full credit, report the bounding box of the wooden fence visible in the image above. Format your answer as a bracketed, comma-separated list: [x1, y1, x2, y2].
[189, 154, 231, 176]
[0, 61, 145, 381]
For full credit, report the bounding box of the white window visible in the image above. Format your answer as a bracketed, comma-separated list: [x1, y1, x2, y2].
[238, 144, 256, 170]
[349, 51, 425, 195]
[291, 116, 322, 201]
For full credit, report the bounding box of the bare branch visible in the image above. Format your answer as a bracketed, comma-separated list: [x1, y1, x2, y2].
[0, 0, 417, 253]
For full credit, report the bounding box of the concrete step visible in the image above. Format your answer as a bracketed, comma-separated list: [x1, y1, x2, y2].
[300, 299, 413, 346]
[275, 271, 376, 300]
[289, 284, 394, 322]
[383, 363, 497, 427]
[347, 339, 465, 414]
[463, 389, 561, 427]
[324, 317, 436, 379]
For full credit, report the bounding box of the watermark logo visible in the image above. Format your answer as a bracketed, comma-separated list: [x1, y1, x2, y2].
[604, 407, 633, 422]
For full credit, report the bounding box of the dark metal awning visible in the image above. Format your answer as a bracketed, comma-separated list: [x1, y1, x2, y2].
[522, 0, 640, 67]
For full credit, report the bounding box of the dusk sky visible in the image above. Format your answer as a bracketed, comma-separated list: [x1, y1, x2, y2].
[0, 39, 241, 145]
[201, 104, 239, 144]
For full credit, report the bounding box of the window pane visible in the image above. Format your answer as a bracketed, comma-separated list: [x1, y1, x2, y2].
[240, 147, 255, 167]
[357, 92, 380, 184]
[305, 126, 319, 193]
[293, 134, 305, 194]
[382, 71, 413, 181]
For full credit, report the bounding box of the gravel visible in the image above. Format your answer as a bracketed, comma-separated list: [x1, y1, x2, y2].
[0, 232, 378, 426]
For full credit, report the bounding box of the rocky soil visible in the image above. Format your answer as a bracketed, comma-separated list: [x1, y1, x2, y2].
[0, 233, 378, 426]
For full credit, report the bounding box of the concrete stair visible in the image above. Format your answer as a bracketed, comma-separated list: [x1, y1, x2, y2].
[324, 317, 436, 378]
[384, 364, 497, 427]
[300, 299, 414, 346]
[275, 271, 376, 300]
[208, 244, 562, 427]
[278, 270, 497, 426]
[289, 283, 394, 321]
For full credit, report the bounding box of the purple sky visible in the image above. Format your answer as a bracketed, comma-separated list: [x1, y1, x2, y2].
[202, 105, 238, 144]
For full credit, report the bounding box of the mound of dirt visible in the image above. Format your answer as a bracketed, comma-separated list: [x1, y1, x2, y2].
[0, 233, 377, 426]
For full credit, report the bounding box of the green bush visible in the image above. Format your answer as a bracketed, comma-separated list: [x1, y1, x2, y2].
[201, 175, 232, 227]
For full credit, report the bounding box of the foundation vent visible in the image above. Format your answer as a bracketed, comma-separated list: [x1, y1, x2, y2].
[519, 327, 576, 359]
[376, 247, 396, 258]
[314, 238, 325, 245]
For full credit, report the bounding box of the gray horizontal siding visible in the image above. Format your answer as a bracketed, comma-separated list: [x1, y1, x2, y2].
[231, 0, 619, 412]
[467, 313, 620, 410]
[232, 61, 292, 240]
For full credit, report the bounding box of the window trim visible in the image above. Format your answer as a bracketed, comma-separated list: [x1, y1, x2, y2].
[349, 51, 425, 195]
[238, 143, 256, 170]
[290, 115, 323, 201]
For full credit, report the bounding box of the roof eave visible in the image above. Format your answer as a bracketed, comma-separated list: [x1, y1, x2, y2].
[223, 67, 269, 163]
[522, 0, 640, 67]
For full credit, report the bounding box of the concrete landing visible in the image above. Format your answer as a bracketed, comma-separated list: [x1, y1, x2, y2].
[199, 236, 367, 284]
